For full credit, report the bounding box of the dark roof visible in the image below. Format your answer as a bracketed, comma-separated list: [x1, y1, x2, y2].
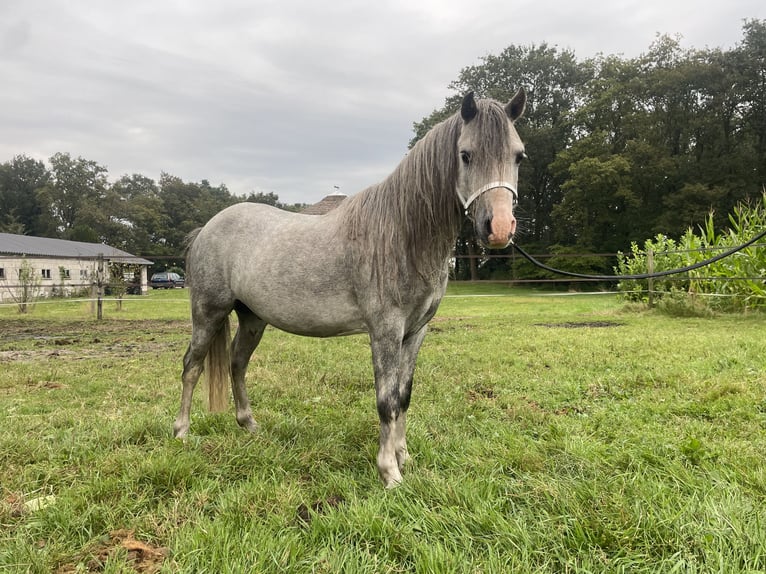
[301, 193, 347, 215]
[0, 233, 153, 265]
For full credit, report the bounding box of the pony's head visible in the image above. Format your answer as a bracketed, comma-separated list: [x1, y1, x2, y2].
[455, 90, 526, 249]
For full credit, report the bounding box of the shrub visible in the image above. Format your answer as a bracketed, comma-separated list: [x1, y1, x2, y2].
[616, 191, 766, 310]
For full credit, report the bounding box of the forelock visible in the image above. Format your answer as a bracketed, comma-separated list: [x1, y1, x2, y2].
[461, 99, 514, 163]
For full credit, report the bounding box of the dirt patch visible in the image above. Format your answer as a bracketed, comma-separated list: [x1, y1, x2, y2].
[296, 494, 345, 525]
[467, 384, 497, 401]
[430, 316, 475, 323]
[1, 491, 26, 519]
[534, 321, 624, 329]
[54, 529, 168, 573]
[0, 319, 189, 363]
[0, 319, 189, 341]
[428, 316, 476, 334]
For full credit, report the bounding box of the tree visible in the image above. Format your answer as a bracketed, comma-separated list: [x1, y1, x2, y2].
[107, 261, 141, 309]
[11, 258, 42, 313]
[111, 174, 166, 254]
[733, 19, 766, 188]
[552, 27, 766, 248]
[0, 155, 50, 235]
[245, 190, 308, 212]
[157, 174, 235, 253]
[39, 152, 110, 239]
[551, 153, 635, 251]
[245, 191, 281, 206]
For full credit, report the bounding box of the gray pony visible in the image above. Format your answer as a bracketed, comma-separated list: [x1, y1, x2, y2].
[173, 90, 527, 487]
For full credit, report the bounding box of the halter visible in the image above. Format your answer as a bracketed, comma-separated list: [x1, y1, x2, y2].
[459, 180, 518, 214]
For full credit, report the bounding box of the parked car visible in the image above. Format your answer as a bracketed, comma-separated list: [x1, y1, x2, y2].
[150, 272, 185, 289]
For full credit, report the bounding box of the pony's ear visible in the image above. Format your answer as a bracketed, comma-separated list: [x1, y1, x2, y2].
[461, 92, 478, 122]
[505, 88, 526, 121]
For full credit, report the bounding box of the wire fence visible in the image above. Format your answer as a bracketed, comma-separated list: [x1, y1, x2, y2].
[1, 243, 764, 314]
[451, 242, 766, 285]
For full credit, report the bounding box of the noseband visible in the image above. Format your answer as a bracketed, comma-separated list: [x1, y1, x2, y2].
[459, 181, 518, 214]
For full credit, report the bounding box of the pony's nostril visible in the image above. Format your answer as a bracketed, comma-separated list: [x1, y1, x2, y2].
[484, 218, 493, 239]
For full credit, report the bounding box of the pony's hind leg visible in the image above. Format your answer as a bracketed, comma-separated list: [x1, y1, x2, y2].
[173, 310, 231, 438]
[230, 304, 267, 433]
[173, 340, 208, 438]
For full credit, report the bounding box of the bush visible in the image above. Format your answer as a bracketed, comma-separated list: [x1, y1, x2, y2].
[616, 191, 766, 310]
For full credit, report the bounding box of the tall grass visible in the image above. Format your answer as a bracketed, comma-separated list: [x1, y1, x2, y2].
[616, 191, 766, 311]
[1, 287, 765, 572]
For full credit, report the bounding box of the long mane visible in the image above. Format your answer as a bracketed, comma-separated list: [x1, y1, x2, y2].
[340, 99, 513, 289]
[340, 112, 463, 287]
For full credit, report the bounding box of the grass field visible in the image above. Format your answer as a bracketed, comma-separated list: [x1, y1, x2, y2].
[1, 286, 765, 573]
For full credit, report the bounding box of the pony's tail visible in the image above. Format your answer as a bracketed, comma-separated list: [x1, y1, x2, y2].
[185, 226, 229, 412]
[183, 228, 203, 288]
[206, 318, 231, 412]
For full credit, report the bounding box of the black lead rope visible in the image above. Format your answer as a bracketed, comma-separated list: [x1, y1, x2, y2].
[510, 228, 766, 281]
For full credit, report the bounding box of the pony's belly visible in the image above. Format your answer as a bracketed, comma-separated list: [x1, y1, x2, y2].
[278, 322, 368, 338]
[239, 292, 367, 338]
[267, 315, 368, 338]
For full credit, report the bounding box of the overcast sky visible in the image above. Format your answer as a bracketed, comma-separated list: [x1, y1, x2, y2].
[2, 1, 764, 205]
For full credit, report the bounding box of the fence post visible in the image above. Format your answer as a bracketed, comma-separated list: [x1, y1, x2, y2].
[96, 254, 104, 320]
[647, 248, 654, 308]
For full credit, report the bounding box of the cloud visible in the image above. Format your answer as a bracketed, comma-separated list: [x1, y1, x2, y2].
[1, 0, 763, 204]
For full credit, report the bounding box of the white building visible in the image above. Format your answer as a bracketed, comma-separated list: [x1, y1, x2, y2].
[0, 233, 153, 303]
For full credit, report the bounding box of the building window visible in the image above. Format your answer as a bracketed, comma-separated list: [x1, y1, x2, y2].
[80, 269, 89, 280]
[60, 268, 71, 280]
[41, 269, 52, 280]
[0, 268, 4, 280]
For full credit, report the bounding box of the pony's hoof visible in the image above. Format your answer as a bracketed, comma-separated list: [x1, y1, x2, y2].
[380, 467, 403, 489]
[237, 415, 259, 434]
[173, 421, 189, 439]
[384, 476, 403, 489]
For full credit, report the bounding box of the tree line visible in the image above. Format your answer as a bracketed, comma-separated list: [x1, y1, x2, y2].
[412, 20, 766, 279]
[0, 154, 305, 259]
[1, 20, 764, 276]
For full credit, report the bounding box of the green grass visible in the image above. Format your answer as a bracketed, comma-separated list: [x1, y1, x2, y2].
[1, 286, 765, 572]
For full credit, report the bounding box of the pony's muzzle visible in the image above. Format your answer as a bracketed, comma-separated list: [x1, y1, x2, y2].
[478, 188, 516, 248]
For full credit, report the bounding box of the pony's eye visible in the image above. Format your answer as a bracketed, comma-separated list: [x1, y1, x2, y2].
[460, 151, 472, 166]
[517, 151, 528, 163]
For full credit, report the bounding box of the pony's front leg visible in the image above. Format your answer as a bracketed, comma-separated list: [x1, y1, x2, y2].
[394, 325, 428, 471]
[370, 329, 405, 488]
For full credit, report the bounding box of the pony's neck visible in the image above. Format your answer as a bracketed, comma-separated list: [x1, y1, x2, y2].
[343, 113, 463, 276]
